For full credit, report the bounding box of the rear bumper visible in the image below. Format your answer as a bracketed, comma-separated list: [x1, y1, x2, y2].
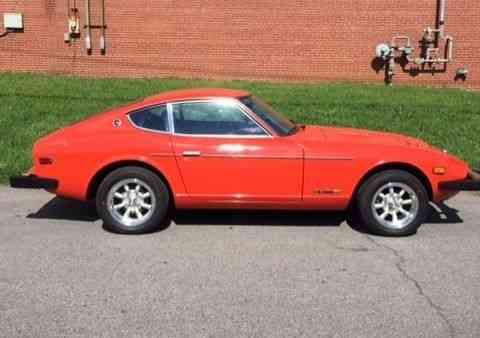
[439, 168, 480, 191]
[9, 175, 58, 190]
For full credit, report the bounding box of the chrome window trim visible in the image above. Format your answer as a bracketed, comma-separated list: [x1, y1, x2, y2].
[170, 98, 273, 139]
[173, 133, 271, 139]
[127, 104, 172, 135]
[167, 103, 175, 133]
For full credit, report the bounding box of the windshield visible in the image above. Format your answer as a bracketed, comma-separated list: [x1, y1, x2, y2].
[239, 96, 296, 136]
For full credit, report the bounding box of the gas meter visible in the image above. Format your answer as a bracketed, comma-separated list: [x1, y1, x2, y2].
[375, 43, 392, 60]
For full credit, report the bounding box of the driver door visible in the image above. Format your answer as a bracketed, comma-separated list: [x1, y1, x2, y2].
[170, 99, 303, 206]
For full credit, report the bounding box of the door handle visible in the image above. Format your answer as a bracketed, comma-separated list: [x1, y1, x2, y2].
[182, 151, 201, 157]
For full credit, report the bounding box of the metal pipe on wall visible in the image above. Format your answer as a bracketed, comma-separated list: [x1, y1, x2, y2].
[375, 0, 458, 85]
[100, 0, 106, 54]
[438, 0, 446, 38]
[442, 36, 454, 62]
[85, 0, 92, 52]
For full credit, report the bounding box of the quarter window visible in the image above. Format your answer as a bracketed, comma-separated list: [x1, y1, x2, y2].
[129, 105, 169, 132]
[172, 101, 266, 136]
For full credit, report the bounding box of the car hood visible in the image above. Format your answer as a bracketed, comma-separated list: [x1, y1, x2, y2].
[300, 125, 432, 149]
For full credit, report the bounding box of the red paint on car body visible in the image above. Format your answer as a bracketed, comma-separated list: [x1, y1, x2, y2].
[31, 88, 469, 209]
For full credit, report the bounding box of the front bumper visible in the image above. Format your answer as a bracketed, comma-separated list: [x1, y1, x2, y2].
[439, 168, 480, 191]
[9, 175, 58, 190]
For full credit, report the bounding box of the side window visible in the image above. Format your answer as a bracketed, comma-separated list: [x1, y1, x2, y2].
[129, 105, 168, 132]
[172, 101, 267, 136]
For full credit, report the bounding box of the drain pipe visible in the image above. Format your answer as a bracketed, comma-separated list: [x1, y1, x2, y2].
[84, 0, 92, 52]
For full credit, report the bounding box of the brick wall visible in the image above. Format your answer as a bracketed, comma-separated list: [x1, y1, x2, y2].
[0, 0, 478, 88]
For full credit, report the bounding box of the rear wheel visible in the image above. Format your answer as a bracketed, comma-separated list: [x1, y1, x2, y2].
[356, 170, 430, 236]
[96, 166, 170, 234]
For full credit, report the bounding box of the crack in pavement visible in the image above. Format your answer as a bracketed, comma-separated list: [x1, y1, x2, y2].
[363, 234, 455, 338]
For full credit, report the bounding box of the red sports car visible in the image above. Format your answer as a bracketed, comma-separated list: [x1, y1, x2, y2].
[10, 88, 480, 236]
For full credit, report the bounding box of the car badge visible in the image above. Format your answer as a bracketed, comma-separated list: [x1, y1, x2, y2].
[112, 119, 122, 128]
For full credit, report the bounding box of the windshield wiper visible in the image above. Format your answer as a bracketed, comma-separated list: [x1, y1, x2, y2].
[286, 125, 299, 135]
[286, 124, 306, 136]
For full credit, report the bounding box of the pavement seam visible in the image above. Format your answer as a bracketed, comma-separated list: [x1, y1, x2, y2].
[363, 234, 455, 338]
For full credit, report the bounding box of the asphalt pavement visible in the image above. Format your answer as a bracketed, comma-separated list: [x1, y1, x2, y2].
[1, 187, 479, 337]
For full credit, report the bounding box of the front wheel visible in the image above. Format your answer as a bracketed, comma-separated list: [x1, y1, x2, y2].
[96, 166, 170, 234]
[356, 170, 430, 236]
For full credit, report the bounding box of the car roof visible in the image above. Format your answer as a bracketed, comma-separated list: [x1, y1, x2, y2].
[141, 88, 250, 105]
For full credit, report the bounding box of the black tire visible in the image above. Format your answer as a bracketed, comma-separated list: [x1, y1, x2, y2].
[356, 170, 430, 236]
[96, 166, 170, 234]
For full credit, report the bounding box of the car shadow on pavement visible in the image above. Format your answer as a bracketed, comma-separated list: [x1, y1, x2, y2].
[172, 210, 346, 227]
[27, 197, 463, 231]
[427, 202, 463, 224]
[26, 197, 346, 227]
[27, 197, 98, 222]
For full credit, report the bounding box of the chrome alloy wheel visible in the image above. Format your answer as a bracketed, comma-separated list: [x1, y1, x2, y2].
[107, 178, 156, 227]
[371, 182, 419, 230]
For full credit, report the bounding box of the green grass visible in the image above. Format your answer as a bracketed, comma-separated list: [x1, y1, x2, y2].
[1, 72, 479, 183]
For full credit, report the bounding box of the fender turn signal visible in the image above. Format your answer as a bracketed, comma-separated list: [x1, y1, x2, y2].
[39, 157, 54, 165]
[433, 166, 446, 175]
